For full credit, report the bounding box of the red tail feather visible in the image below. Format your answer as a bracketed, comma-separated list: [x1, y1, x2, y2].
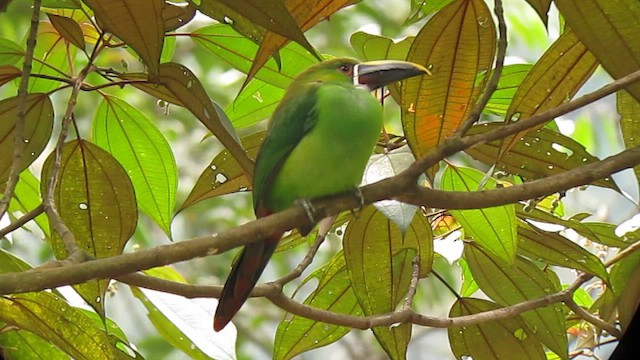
[213, 233, 282, 331]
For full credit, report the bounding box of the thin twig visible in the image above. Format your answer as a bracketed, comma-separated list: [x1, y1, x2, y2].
[0, 204, 44, 238]
[0, 0, 41, 219]
[402, 256, 421, 310]
[455, 0, 507, 136]
[565, 298, 622, 338]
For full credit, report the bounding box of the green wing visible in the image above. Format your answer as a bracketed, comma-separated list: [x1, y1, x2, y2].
[252, 83, 319, 215]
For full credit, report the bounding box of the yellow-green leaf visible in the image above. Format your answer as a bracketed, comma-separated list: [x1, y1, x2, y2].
[464, 244, 568, 359]
[29, 21, 76, 93]
[480, 64, 532, 116]
[179, 131, 264, 212]
[0, 292, 129, 360]
[0, 93, 54, 181]
[83, 0, 164, 75]
[0, 37, 23, 65]
[41, 140, 137, 315]
[274, 251, 361, 360]
[617, 91, 640, 181]
[402, 0, 496, 158]
[225, 78, 284, 128]
[555, 0, 640, 102]
[93, 95, 177, 238]
[449, 298, 546, 359]
[501, 29, 597, 156]
[47, 13, 85, 50]
[466, 123, 619, 191]
[441, 166, 517, 264]
[10, 170, 50, 238]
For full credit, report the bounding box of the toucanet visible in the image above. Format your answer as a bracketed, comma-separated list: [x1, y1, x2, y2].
[213, 58, 428, 331]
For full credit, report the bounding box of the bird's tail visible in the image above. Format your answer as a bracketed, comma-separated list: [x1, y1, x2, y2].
[213, 233, 281, 331]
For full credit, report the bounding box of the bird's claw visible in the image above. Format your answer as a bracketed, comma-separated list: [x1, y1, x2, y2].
[295, 199, 316, 224]
[352, 187, 365, 209]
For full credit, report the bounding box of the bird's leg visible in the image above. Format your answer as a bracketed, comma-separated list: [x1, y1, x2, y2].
[351, 187, 365, 209]
[295, 198, 316, 225]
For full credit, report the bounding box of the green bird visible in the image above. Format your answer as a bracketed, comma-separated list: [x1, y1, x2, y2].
[213, 58, 428, 331]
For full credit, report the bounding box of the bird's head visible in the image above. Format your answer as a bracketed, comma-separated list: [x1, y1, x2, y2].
[296, 57, 430, 91]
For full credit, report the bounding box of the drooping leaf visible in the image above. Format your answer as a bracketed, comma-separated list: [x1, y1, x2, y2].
[245, 0, 351, 86]
[83, 0, 164, 75]
[47, 13, 85, 50]
[0, 93, 54, 181]
[524, 0, 552, 27]
[402, 0, 496, 160]
[156, 62, 251, 175]
[29, 21, 76, 93]
[0, 64, 21, 87]
[480, 64, 532, 116]
[464, 244, 568, 359]
[465, 123, 619, 191]
[517, 223, 608, 281]
[162, 2, 196, 32]
[344, 206, 433, 359]
[555, 0, 640, 102]
[93, 95, 177, 238]
[41, 140, 137, 315]
[500, 29, 598, 156]
[0, 37, 24, 65]
[448, 298, 546, 360]
[0, 292, 131, 360]
[214, 0, 317, 59]
[131, 267, 237, 360]
[179, 131, 264, 212]
[190, 24, 316, 89]
[617, 91, 640, 181]
[274, 251, 361, 360]
[441, 166, 518, 264]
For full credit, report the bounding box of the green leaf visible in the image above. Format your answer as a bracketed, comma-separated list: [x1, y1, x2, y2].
[47, 13, 85, 50]
[179, 131, 264, 212]
[131, 267, 237, 360]
[29, 22, 76, 93]
[83, 0, 164, 75]
[402, 0, 496, 158]
[480, 64, 532, 116]
[517, 224, 608, 281]
[93, 95, 177, 238]
[0, 329, 68, 360]
[555, 0, 640, 102]
[0, 37, 24, 65]
[190, 24, 316, 89]
[225, 78, 284, 128]
[617, 91, 640, 181]
[501, 29, 597, 155]
[0, 292, 131, 360]
[464, 244, 568, 359]
[10, 170, 50, 237]
[41, 140, 138, 315]
[0, 247, 32, 273]
[466, 123, 619, 191]
[441, 166, 518, 264]
[0, 93, 54, 181]
[344, 206, 433, 359]
[274, 251, 361, 360]
[459, 258, 478, 297]
[448, 298, 546, 360]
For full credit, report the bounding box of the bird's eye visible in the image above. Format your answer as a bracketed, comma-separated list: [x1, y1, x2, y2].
[338, 64, 352, 75]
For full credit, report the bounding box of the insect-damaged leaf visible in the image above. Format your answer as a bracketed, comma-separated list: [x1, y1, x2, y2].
[402, 0, 495, 159]
[465, 123, 619, 191]
[500, 29, 597, 156]
[555, 0, 640, 102]
[448, 298, 546, 360]
[41, 140, 137, 315]
[441, 166, 518, 264]
[179, 131, 264, 212]
[274, 251, 361, 360]
[0, 93, 53, 181]
[83, 0, 163, 75]
[464, 244, 568, 359]
[93, 95, 177, 238]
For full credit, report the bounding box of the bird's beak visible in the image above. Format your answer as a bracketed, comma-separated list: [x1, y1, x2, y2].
[353, 60, 430, 91]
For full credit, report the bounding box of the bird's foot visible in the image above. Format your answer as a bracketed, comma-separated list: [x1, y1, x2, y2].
[352, 187, 365, 209]
[295, 199, 316, 224]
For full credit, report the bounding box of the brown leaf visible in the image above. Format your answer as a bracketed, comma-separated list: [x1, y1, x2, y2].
[524, 0, 552, 26]
[162, 2, 196, 32]
[83, 0, 164, 75]
[0, 64, 20, 87]
[47, 13, 85, 50]
[402, 0, 496, 159]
